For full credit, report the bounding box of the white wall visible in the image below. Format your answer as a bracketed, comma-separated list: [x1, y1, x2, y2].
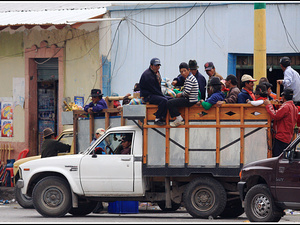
[108, 3, 300, 96]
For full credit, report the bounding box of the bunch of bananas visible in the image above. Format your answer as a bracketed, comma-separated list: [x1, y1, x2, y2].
[64, 101, 83, 111]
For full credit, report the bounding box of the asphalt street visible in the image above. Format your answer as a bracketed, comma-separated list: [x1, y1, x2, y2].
[1, 201, 300, 224]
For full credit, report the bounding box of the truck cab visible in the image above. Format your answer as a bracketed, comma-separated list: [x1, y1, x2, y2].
[238, 134, 300, 222]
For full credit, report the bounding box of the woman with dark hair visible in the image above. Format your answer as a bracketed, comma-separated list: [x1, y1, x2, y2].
[247, 84, 268, 106]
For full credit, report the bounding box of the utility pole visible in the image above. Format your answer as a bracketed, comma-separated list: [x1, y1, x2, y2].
[254, 3, 266, 82]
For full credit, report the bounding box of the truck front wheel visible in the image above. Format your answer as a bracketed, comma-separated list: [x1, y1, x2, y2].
[244, 184, 283, 222]
[183, 177, 227, 218]
[32, 176, 72, 217]
[15, 186, 34, 209]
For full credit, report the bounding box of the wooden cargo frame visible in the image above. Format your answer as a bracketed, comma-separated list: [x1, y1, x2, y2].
[142, 103, 272, 176]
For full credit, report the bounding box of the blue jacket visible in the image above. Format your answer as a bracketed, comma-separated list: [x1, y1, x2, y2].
[206, 91, 225, 105]
[173, 71, 207, 99]
[139, 67, 164, 100]
[237, 89, 254, 103]
[84, 99, 108, 113]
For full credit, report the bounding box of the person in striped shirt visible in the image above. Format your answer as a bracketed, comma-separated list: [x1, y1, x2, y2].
[167, 62, 199, 127]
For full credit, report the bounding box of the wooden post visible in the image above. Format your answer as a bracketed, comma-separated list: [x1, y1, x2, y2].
[216, 107, 220, 166]
[277, 82, 281, 100]
[240, 106, 245, 166]
[185, 107, 189, 165]
[89, 113, 94, 143]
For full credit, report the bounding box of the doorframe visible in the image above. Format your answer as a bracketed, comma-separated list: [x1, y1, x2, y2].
[25, 41, 64, 155]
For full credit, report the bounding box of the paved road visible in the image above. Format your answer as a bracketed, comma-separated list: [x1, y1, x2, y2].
[1, 202, 300, 223]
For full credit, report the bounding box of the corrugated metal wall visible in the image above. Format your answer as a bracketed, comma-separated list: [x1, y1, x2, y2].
[108, 3, 300, 96]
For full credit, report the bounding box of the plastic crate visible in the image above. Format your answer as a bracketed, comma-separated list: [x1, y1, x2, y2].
[108, 201, 139, 214]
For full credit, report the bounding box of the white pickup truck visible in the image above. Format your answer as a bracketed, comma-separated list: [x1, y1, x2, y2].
[17, 104, 273, 218]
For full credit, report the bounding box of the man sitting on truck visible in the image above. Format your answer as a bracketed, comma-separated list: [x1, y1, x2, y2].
[264, 88, 299, 157]
[237, 74, 257, 103]
[139, 58, 172, 126]
[84, 89, 108, 116]
[197, 77, 225, 110]
[216, 74, 240, 107]
[41, 128, 71, 158]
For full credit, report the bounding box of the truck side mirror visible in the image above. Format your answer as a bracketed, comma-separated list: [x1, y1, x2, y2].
[92, 150, 97, 158]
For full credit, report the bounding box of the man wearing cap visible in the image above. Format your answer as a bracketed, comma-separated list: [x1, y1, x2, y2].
[91, 128, 105, 146]
[84, 89, 108, 115]
[277, 56, 300, 106]
[216, 74, 241, 107]
[237, 74, 257, 103]
[139, 58, 171, 125]
[41, 128, 71, 158]
[172, 60, 207, 100]
[204, 62, 223, 97]
[197, 77, 225, 110]
[264, 88, 298, 157]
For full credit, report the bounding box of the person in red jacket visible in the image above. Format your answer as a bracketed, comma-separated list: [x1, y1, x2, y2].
[264, 88, 299, 157]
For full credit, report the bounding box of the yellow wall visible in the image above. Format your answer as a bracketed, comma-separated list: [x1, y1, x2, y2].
[0, 23, 102, 145]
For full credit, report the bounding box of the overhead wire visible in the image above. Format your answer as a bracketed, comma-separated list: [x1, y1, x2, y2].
[277, 4, 299, 53]
[127, 2, 197, 27]
[126, 3, 211, 47]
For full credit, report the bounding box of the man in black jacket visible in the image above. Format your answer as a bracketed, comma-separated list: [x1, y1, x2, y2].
[139, 58, 171, 125]
[41, 128, 71, 158]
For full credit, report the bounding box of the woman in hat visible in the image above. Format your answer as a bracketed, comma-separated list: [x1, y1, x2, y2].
[197, 77, 225, 110]
[84, 89, 108, 115]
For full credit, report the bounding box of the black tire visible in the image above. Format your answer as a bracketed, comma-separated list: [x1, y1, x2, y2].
[244, 184, 283, 222]
[157, 201, 181, 212]
[32, 176, 72, 217]
[15, 186, 34, 209]
[183, 177, 227, 219]
[69, 200, 98, 216]
[219, 197, 244, 218]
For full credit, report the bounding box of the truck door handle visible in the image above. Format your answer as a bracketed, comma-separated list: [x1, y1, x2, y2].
[121, 158, 131, 161]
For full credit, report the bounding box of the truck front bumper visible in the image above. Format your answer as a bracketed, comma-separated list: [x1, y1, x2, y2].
[237, 181, 246, 202]
[16, 179, 24, 189]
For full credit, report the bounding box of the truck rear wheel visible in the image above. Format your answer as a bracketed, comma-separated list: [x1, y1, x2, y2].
[32, 176, 72, 217]
[244, 184, 283, 222]
[183, 177, 227, 218]
[15, 186, 34, 209]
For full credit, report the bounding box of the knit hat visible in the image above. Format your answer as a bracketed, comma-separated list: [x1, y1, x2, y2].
[179, 62, 189, 71]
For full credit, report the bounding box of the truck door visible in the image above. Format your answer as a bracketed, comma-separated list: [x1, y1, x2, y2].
[275, 139, 300, 203]
[79, 132, 134, 195]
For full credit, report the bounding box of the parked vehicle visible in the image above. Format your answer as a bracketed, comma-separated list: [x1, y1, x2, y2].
[238, 134, 300, 222]
[17, 104, 273, 218]
[13, 128, 74, 208]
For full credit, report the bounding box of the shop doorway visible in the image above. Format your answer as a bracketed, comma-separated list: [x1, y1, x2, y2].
[234, 54, 300, 94]
[36, 58, 59, 152]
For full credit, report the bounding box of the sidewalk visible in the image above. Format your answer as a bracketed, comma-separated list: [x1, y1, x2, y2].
[0, 187, 15, 201]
